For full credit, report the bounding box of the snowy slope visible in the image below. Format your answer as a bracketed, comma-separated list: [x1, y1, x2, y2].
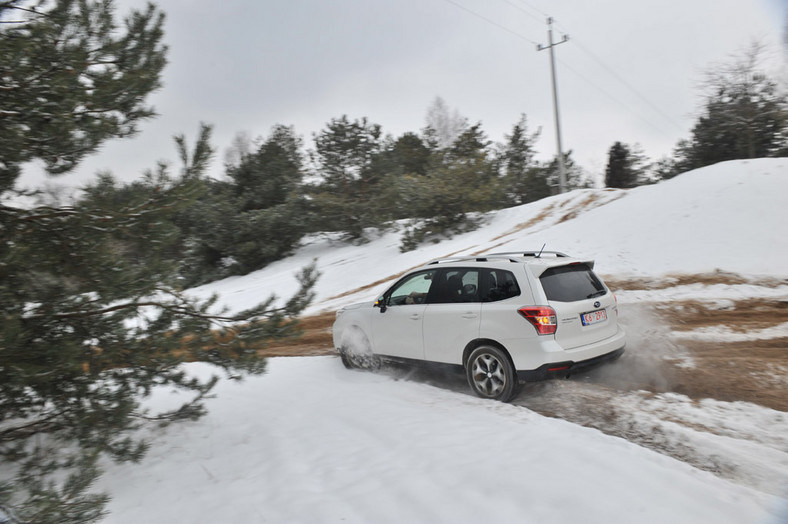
[188, 158, 788, 316]
[99, 358, 783, 524]
[98, 159, 788, 523]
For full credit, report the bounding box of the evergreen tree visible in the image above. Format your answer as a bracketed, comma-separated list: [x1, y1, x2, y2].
[676, 43, 787, 170]
[400, 146, 502, 251]
[390, 132, 430, 176]
[221, 125, 307, 274]
[168, 177, 239, 284]
[0, 0, 167, 192]
[400, 155, 502, 251]
[361, 132, 431, 223]
[310, 115, 385, 239]
[605, 142, 646, 188]
[448, 123, 490, 162]
[499, 115, 542, 205]
[0, 3, 317, 522]
[228, 125, 303, 211]
[525, 151, 585, 199]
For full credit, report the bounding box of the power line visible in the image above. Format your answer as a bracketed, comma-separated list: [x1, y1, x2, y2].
[439, 0, 539, 46]
[513, 0, 550, 21]
[569, 37, 687, 133]
[555, 57, 679, 140]
[498, 0, 543, 25]
[537, 17, 687, 141]
[435, 0, 686, 147]
[549, 16, 686, 134]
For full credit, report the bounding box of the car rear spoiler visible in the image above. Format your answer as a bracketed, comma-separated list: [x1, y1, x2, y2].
[527, 259, 596, 277]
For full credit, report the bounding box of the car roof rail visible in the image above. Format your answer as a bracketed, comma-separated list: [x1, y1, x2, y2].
[484, 251, 571, 259]
[427, 255, 521, 265]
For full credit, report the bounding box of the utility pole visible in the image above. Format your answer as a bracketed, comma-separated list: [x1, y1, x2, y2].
[537, 17, 569, 194]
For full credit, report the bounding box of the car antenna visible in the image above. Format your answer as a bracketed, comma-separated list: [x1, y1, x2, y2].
[536, 243, 546, 258]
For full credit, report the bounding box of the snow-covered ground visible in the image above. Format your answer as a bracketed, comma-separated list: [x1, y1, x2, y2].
[100, 358, 783, 524]
[99, 159, 788, 523]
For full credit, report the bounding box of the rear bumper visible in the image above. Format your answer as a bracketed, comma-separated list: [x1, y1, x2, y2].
[516, 346, 625, 382]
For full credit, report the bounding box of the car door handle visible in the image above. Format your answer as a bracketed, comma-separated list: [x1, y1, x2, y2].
[409, 314, 421, 320]
[462, 312, 478, 319]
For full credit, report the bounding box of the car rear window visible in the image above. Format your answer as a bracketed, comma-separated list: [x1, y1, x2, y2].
[539, 264, 605, 302]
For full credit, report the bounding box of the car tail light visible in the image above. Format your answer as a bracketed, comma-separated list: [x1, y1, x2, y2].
[518, 306, 557, 335]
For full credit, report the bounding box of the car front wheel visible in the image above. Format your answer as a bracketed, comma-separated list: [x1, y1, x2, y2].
[339, 328, 380, 371]
[466, 345, 519, 402]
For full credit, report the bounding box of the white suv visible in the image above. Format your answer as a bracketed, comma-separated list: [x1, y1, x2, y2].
[332, 251, 626, 402]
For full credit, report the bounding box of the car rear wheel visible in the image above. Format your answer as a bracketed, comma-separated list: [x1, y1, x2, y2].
[466, 345, 519, 402]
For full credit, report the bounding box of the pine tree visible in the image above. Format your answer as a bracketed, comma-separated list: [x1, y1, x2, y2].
[0, 3, 317, 522]
[605, 142, 646, 189]
[499, 115, 542, 205]
[0, 0, 167, 192]
[228, 125, 303, 211]
[400, 158, 501, 251]
[676, 43, 787, 170]
[400, 131, 502, 252]
[212, 125, 308, 276]
[310, 115, 385, 239]
[390, 132, 430, 177]
[448, 123, 490, 162]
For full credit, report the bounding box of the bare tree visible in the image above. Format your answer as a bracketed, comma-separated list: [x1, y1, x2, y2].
[424, 96, 467, 149]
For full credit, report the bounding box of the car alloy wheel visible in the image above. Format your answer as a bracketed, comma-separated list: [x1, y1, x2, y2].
[466, 345, 518, 402]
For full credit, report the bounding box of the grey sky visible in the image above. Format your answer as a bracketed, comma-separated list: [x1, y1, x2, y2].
[19, 0, 787, 191]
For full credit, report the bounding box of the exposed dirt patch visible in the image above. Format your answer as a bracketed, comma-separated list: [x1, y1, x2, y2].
[665, 337, 788, 411]
[604, 271, 787, 291]
[659, 297, 788, 332]
[260, 312, 336, 357]
[490, 203, 558, 241]
[557, 194, 603, 223]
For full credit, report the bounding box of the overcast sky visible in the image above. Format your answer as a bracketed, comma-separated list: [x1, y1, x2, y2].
[19, 0, 788, 191]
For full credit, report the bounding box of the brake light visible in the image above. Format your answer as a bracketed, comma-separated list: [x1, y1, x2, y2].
[518, 306, 557, 335]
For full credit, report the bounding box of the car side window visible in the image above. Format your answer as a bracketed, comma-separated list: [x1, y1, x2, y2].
[384, 270, 437, 306]
[482, 269, 521, 302]
[428, 268, 481, 304]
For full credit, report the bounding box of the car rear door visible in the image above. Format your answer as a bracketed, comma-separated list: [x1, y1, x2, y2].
[423, 268, 482, 365]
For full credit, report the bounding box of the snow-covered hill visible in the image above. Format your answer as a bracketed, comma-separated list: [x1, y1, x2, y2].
[99, 159, 788, 523]
[189, 158, 788, 317]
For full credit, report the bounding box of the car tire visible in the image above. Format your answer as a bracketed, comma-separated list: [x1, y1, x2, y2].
[339, 349, 355, 370]
[466, 345, 519, 402]
[339, 329, 380, 372]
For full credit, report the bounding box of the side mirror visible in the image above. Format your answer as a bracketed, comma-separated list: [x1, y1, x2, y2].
[374, 297, 387, 313]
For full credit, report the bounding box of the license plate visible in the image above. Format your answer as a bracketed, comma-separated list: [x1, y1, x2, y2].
[581, 309, 607, 326]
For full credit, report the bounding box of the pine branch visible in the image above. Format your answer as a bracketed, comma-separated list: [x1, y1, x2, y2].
[0, 410, 66, 443]
[26, 299, 227, 322]
[28, 294, 291, 324]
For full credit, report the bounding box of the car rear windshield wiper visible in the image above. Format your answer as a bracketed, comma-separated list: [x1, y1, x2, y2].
[586, 290, 606, 299]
